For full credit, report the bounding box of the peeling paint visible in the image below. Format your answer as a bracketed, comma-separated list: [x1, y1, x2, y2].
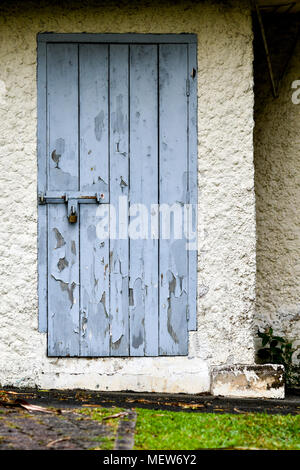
[100, 291, 108, 318]
[129, 288, 134, 306]
[51, 275, 76, 307]
[120, 176, 128, 188]
[51, 149, 61, 168]
[167, 272, 179, 344]
[53, 228, 65, 249]
[165, 270, 188, 348]
[112, 94, 126, 135]
[109, 251, 113, 272]
[94, 110, 105, 141]
[98, 175, 107, 185]
[57, 256, 69, 272]
[130, 278, 144, 350]
[111, 334, 123, 350]
[81, 313, 87, 337]
[104, 263, 108, 279]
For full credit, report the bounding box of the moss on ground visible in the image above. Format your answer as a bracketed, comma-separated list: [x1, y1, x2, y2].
[78, 406, 125, 450]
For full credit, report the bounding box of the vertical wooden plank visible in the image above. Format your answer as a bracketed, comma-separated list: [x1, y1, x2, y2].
[37, 41, 47, 332]
[187, 43, 198, 331]
[109, 45, 130, 356]
[79, 44, 109, 198]
[47, 44, 79, 191]
[129, 45, 159, 356]
[48, 205, 80, 356]
[80, 205, 110, 356]
[159, 44, 189, 355]
[47, 43, 80, 356]
[78, 44, 110, 355]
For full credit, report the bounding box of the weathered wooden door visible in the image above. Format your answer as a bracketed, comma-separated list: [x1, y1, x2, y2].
[37, 34, 197, 357]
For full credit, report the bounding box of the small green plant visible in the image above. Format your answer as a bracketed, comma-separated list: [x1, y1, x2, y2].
[257, 327, 299, 387]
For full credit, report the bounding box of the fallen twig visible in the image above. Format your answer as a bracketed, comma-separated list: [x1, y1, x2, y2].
[46, 437, 71, 448]
[0, 398, 61, 414]
[102, 411, 129, 420]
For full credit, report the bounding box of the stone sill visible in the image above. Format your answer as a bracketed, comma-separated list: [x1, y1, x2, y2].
[210, 364, 285, 399]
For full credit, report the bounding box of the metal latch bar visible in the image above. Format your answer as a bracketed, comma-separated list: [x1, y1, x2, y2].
[38, 191, 106, 204]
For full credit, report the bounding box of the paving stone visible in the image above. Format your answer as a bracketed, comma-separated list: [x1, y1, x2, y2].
[0, 408, 115, 450]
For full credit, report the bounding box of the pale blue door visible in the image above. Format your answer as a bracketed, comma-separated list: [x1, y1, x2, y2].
[37, 34, 197, 357]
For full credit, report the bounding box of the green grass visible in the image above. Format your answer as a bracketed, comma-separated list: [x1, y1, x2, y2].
[78, 406, 125, 422]
[89, 435, 116, 451]
[134, 409, 300, 450]
[76, 406, 300, 450]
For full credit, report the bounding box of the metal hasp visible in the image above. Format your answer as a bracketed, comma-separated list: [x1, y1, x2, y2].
[38, 191, 104, 224]
[254, 0, 300, 98]
[38, 192, 105, 204]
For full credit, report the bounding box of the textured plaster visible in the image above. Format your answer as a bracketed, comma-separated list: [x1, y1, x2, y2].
[254, 15, 300, 365]
[0, 0, 255, 392]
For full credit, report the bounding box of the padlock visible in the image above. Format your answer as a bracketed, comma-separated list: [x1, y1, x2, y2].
[68, 205, 77, 223]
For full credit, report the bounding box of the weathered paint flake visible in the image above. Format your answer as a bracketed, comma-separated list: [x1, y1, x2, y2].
[94, 110, 105, 141]
[57, 256, 69, 272]
[51, 149, 61, 168]
[53, 228, 65, 249]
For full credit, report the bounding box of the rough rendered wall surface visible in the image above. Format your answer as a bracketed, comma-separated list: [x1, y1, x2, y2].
[0, 0, 255, 392]
[254, 15, 300, 365]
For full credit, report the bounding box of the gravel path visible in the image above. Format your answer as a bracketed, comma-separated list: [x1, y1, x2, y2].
[0, 407, 118, 450]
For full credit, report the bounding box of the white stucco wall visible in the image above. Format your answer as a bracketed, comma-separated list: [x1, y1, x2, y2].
[254, 16, 300, 367]
[0, 0, 255, 392]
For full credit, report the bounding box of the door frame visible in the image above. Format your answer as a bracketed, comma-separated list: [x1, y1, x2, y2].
[37, 32, 198, 334]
